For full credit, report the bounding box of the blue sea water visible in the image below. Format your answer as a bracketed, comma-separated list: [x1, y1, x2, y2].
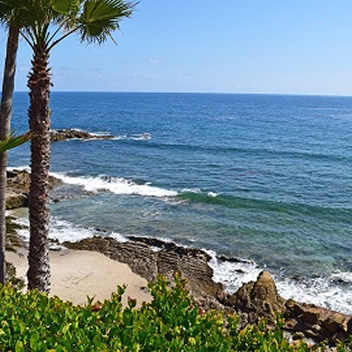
[9, 92, 352, 313]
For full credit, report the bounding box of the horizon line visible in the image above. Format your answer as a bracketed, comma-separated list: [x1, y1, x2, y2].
[11, 91, 352, 98]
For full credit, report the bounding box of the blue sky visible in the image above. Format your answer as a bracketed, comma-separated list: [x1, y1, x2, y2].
[2, 0, 352, 95]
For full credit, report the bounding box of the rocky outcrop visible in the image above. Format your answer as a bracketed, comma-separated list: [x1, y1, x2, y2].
[5, 191, 28, 210]
[284, 299, 351, 343]
[50, 129, 114, 142]
[230, 271, 285, 324]
[6, 169, 61, 209]
[230, 271, 351, 343]
[64, 235, 224, 306]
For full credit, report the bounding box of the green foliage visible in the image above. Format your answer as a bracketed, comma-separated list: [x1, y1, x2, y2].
[0, 273, 350, 351]
[0, 132, 32, 153]
[78, 0, 135, 44]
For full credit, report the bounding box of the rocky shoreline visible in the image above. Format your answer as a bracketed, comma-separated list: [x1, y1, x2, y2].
[64, 235, 352, 344]
[5, 168, 352, 345]
[50, 128, 114, 142]
[6, 169, 62, 210]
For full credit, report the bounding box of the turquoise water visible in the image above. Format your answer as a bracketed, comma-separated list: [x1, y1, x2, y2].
[9, 93, 352, 313]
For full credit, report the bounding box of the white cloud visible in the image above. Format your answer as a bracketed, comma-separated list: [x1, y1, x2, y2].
[149, 57, 160, 64]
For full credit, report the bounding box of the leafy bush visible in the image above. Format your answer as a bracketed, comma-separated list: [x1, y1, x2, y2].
[0, 273, 350, 351]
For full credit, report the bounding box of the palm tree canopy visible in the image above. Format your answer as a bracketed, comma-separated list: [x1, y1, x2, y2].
[79, 0, 134, 43]
[15, 0, 137, 51]
[0, 1, 42, 27]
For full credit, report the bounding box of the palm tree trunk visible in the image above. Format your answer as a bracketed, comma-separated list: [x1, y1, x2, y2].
[27, 48, 51, 292]
[0, 24, 20, 284]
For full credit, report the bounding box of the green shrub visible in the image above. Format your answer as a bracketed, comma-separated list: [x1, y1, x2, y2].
[0, 273, 350, 351]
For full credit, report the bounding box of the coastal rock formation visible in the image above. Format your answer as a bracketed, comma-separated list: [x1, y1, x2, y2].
[64, 235, 224, 305]
[284, 299, 351, 342]
[230, 271, 351, 343]
[230, 271, 285, 324]
[50, 129, 114, 142]
[6, 170, 61, 209]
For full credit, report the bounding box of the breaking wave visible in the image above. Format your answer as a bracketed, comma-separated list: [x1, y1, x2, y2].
[50, 172, 177, 198]
[208, 251, 352, 315]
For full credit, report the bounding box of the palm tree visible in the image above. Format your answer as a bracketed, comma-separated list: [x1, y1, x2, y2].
[19, 0, 136, 292]
[0, 1, 31, 284]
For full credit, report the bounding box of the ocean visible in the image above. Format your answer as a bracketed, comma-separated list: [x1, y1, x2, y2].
[8, 92, 352, 314]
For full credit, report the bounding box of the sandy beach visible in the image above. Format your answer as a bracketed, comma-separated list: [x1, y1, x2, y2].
[6, 249, 151, 307]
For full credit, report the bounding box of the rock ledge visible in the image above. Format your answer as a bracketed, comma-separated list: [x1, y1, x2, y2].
[50, 129, 114, 142]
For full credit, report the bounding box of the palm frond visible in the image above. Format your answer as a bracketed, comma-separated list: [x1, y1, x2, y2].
[78, 0, 136, 44]
[50, 0, 85, 15]
[0, 132, 32, 153]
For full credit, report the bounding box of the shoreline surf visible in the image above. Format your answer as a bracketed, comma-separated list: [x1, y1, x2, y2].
[8, 206, 352, 315]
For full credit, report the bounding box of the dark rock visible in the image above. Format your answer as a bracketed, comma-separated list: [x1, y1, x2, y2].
[304, 329, 318, 339]
[291, 275, 302, 282]
[322, 313, 346, 333]
[316, 326, 331, 341]
[292, 331, 305, 340]
[127, 235, 212, 262]
[302, 308, 320, 324]
[284, 319, 296, 330]
[284, 298, 352, 342]
[216, 254, 252, 264]
[218, 292, 236, 307]
[233, 281, 255, 311]
[285, 299, 304, 316]
[6, 169, 62, 209]
[50, 129, 114, 142]
[231, 271, 285, 324]
[311, 324, 321, 333]
[347, 318, 352, 334]
[235, 269, 245, 274]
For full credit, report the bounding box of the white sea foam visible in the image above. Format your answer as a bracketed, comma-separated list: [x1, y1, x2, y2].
[88, 130, 111, 136]
[181, 188, 219, 198]
[208, 251, 262, 292]
[112, 133, 152, 141]
[11, 212, 128, 244]
[207, 191, 219, 197]
[181, 188, 201, 193]
[9, 166, 175, 199]
[330, 271, 352, 283]
[208, 251, 352, 315]
[50, 172, 177, 198]
[7, 166, 187, 200]
[276, 275, 352, 315]
[7, 166, 30, 172]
